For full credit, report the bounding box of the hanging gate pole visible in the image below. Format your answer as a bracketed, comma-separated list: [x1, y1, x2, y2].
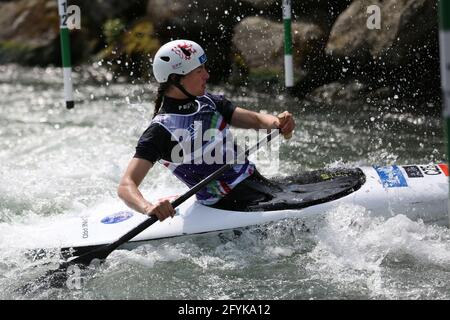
[282, 0, 294, 89]
[57, 0, 74, 109]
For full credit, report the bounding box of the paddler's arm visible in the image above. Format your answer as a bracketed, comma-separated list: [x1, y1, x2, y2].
[117, 158, 175, 221]
[230, 107, 295, 138]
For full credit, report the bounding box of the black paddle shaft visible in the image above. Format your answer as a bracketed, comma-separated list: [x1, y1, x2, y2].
[18, 129, 281, 293]
[69, 129, 280, 265]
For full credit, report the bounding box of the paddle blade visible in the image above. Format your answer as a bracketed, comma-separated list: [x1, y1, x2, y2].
[68, 245, 111, 266]
[17, 262, 77, 295]
[17, 246, 110, 295]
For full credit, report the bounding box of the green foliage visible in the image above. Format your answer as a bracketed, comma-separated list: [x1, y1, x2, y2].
[122, 21, 160, 56]
[0, 41, 33, 63]
[96, 19, 160, 81]
[103, 19, 126, 45]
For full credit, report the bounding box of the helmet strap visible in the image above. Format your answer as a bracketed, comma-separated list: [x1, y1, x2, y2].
[169, 76, 196, 99]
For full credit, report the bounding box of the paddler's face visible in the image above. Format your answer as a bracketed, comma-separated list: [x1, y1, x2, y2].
[180, 65, 209, 96]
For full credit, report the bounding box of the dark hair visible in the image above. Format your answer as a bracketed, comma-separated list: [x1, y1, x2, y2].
[152, 75, 184, 118]
[153, 81, 171, 118]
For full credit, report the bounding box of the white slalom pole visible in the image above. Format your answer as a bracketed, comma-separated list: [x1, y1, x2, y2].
[57, 0, 74, 109]
[283, 0, 294, 88]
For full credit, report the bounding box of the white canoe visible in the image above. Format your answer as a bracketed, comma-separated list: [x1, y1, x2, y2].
[26, 164, 450, 258]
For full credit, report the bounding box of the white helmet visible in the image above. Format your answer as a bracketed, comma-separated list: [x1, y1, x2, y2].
[152, 39, 207, 83]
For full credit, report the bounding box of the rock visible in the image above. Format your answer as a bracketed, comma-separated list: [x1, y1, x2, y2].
[0, 0, 150, 65]
[0, 0, 59, 64]
[146, 0, 249, 33]
[77, 0, 148, 29]
[232, 16, 325, 74]
[242, 0, 352, 31]
[326, 0, 438, 63]
[146, 0, 186, 27]
[324, 0, 440, 99]
[307, 80, 368, 106]
[241, 0, 278, 10]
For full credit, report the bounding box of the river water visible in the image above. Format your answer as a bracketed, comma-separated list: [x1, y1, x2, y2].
[1, 64, 450, 300]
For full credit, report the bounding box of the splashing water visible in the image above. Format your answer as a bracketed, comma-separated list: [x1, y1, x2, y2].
[0, 64, 448, 299]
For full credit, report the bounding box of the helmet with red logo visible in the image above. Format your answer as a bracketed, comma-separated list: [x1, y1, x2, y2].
[152, 39, 207, 83]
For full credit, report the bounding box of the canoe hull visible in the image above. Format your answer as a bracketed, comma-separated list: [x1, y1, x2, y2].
[25, 164, 450, 257]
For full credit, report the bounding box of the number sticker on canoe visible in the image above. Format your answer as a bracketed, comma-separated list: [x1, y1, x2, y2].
[374, 165, 408, 188]
[403, 165, 424, 178]
[402, 164, 448, 177]
[419, 165, 442, 176]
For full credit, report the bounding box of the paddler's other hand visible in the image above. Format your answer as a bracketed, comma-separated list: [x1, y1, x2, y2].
[276, 111, 295, 139]
[144, 199, 175, 221]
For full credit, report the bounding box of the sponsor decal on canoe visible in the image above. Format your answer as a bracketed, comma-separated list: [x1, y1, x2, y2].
[374, 165, 408, 188]
[438, 164, 449, 176]
[419, 165, 442, 176]
[403, 165, 424, 178]
[81, 216, 89, 239]
[101, 211, 134, 224]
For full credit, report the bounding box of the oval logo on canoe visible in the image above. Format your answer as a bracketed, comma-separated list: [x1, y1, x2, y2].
[101, 211, 134, 224]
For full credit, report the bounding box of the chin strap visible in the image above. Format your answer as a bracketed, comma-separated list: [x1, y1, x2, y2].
[169, 77, 196, 100]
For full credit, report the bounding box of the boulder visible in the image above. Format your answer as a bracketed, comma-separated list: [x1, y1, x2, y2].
[232, 16, 325, 74]
[0, 0, 59, 64]
[241, 0, 278, 10]
[326, 0, 438, 63]
[325, 0, 440, 99]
